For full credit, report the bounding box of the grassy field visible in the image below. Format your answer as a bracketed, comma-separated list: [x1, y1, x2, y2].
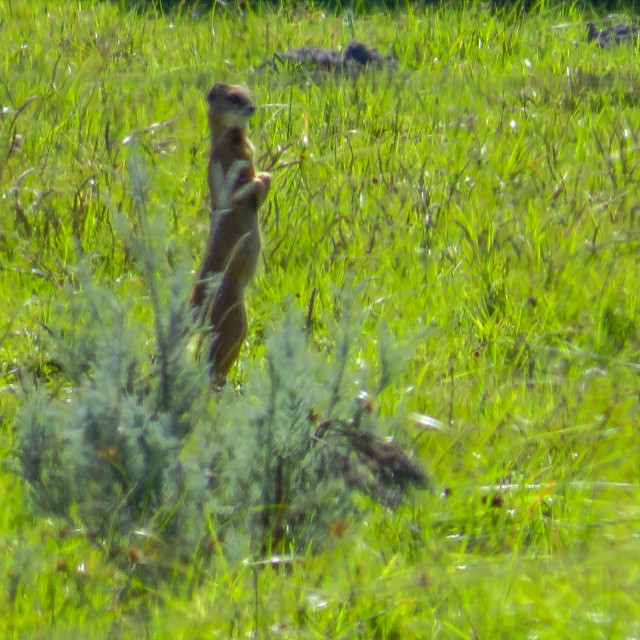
[2, 0, 640, 637]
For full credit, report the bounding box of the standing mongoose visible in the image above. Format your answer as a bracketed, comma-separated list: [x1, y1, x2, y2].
[191, 83, 271, 383]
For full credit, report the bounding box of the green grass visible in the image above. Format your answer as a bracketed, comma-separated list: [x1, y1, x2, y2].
[2, 0, 640, 637]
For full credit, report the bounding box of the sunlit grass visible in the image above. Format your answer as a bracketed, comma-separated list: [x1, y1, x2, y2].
[1, 0, 640, 637]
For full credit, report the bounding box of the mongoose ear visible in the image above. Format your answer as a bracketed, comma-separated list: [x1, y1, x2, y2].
[207, 83, 228, 102]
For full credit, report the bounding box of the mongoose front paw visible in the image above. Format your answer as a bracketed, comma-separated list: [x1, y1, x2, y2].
[233, 172, 271, 207]
[256, 171, 271, 188]
[254, 172, 271, 207]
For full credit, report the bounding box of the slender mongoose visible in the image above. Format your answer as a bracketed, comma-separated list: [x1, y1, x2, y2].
[191, 83, 271, 382]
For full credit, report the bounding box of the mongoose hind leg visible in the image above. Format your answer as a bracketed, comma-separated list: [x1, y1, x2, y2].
[207, 289, 248, 384]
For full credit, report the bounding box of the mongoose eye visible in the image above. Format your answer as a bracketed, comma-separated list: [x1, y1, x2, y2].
[227, 94, 246, 106]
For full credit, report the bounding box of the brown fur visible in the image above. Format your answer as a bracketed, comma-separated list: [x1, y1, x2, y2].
[191, 83, 271, 383]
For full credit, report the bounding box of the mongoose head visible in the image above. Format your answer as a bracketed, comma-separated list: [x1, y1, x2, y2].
[207, 83, 256, 130]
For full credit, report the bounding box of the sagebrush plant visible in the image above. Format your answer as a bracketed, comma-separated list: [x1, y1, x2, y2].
[14, 146, 427, 577]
